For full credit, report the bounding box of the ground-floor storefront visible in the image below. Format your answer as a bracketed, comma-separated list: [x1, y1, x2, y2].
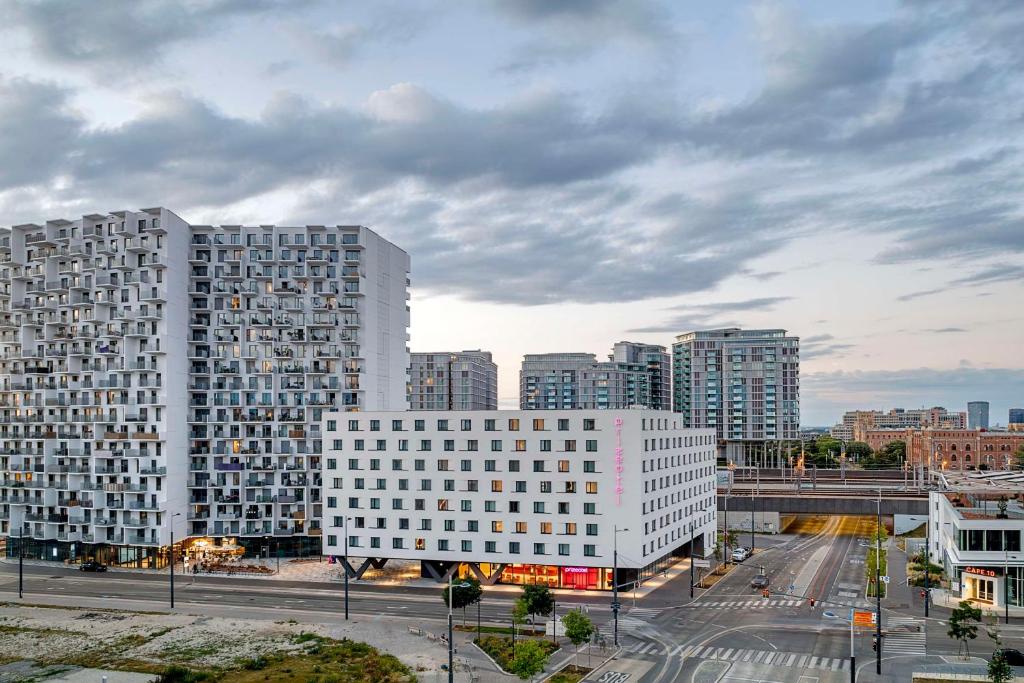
[3, 534, 324, 569]
[427, 534, 704, 590]
[4, 537, 173, 569]
[952, 564, 1023, 608]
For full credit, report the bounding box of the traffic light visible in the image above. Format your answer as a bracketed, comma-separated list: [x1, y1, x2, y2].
[809, 598, 816, 608]
[872, 636, 878, 652]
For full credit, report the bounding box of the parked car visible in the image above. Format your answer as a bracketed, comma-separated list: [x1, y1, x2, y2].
[750, 574, 770, 590]
[995, 649, 1024, 666]
[79, 561, 107, 572]
[732, 548, 750, 562]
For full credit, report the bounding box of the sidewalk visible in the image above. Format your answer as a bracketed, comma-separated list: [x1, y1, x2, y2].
[930, 588, 1024, 618]
[1, 556, 692, 601]
[885, 539, 914, 608]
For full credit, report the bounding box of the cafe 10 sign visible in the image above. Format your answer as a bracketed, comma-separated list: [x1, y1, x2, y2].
[614, 418, 625, 505]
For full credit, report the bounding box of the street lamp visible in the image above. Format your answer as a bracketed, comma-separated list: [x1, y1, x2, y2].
[343, 516, 350, 620]
[824, 610, 858, 683]
[613, 525, 628, 646]
[18, 527, 24, 599]
[170, 512, 181, 608]
[448, 574, 472, 683]
[689, 520, 695, 599]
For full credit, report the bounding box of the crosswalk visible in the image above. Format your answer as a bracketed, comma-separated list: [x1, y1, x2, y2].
[626, 607, 663, 619]
[691, 599, 802, 609]
[624, 643, 850, 672]
[884, 617, 927, 655]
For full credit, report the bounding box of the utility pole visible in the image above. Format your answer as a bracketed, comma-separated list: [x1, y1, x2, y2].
[18, 528, 23, 598]
[689, 520, 695, 599]
[343, 517, 349, 620]
[875, 488, 882, 676]
[924, 504, 930, 618]
[613, 525, 628, 646]
[170, 512, 181, 608]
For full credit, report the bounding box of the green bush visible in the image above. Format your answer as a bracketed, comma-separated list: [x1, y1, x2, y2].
[156, 665, 214, 682]
[474, 635, 558, 673]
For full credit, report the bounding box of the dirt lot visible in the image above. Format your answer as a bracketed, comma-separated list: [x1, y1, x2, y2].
[0, 603, 430, 681]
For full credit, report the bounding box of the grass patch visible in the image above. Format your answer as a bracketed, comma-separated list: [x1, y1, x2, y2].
[866, 547, 888, 598]
[474, 635, 559, 673]
[454, 625, 543, 636]
[550, 665, 591, 683]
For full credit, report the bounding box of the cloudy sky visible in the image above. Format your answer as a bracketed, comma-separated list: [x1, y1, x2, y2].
[0, 0, 1021, 425]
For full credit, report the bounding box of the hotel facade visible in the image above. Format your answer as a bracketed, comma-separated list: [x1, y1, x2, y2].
[0, 208, 409, 567]
[322, 410, 716, 589]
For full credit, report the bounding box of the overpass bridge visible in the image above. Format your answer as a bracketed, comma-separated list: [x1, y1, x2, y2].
[718, 492, 928, 515]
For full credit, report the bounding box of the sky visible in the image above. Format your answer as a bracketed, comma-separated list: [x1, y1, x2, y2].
[0, 0, 1021, 426]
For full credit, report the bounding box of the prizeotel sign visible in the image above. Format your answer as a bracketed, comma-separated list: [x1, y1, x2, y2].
[614, 417, 625, 505]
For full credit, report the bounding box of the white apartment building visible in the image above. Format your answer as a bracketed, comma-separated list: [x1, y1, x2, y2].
[930, 490, 1024, 608]
[408, 351, 498, 411]
[672, 328, 800, 465]
[0, 208, 409, 567]
[322, 410, 716, 590]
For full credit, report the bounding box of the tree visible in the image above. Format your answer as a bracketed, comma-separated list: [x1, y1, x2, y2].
[948, 600, 982, 658]
[845, 441, 873, 461]
[442, 576, 482, 627]
[522, 584, 555, 622]
[987, 618, 1013, 683]
[561, 609, 596, 668]
[511, 596, 529, 659]
[510, 639, 549, 680]
[989, 651, 1013, 683]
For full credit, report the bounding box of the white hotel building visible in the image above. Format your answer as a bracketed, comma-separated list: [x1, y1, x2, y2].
[0, 208, 409, 567]
[322, 410, 716, 589]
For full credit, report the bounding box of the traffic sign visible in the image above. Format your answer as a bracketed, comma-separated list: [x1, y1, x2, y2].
[692, 559, 711, 569]
[881, 576, 890, 584]
[852, 610, 877, 627]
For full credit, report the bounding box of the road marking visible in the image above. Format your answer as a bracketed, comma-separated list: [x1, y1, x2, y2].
[632, 643, 851, 673]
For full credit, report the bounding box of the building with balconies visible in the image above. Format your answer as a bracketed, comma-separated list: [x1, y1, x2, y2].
[0, 208, 409, 566]
[408, 350, 498, 411]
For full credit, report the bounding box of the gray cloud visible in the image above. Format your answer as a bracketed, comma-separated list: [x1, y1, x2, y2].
[0, 78, 80, 189]
[488, 0, 677, 72]
[897, 288, 944, 302]
[927, 327, 967, 333]
[951, 264, 1024, 287]
[0, 0, 302, 78]
[627, 297, 792, 334]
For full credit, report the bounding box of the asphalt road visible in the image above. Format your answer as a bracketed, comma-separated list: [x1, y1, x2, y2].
[0, 560, 613, 627]
[595, 514, 1024, 683]
[5, 517, 1024, 683]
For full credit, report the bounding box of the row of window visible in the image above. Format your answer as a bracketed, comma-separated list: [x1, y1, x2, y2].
[331, 479, 601, 494]
[327, 535, 600, 556]
[330, 439, 599, 452]
[331, 516, 599, 535]
[328, 458, 600, 473]
[331, 497, 603, 514]
[331, 417, 600, 433]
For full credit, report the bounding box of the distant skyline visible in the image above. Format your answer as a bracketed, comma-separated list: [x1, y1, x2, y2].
[0, 0, 1020, 425]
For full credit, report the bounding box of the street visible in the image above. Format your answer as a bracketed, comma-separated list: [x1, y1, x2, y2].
[3, 516, 1023, 682]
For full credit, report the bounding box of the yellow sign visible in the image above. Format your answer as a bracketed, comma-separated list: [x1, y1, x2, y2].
[853, 610, 876, 627]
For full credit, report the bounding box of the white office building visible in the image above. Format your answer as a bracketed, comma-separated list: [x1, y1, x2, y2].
[0, 208, 409, 567]
[322, 410, 716, 589]
[930, 490, 1024, 608]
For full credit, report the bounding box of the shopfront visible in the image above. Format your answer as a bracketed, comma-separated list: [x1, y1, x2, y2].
[960, 566, 999, 604]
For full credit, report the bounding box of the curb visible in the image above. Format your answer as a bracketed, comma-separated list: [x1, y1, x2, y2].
[471, 641, 516, 677]
[573, 645, 624, 683]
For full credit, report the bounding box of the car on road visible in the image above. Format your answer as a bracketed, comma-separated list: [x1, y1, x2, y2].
[750, 574, 770, 590]
[79, 561, 107, 572]
[995, 649, 1024, 666]
[732, 548, 750, 562]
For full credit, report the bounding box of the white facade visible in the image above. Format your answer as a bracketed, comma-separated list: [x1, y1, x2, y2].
[322, 409, 716, 586]
[930, 490, 1024, 608]
[0, 208, 409, 564]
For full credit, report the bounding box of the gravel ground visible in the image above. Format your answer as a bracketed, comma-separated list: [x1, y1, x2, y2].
[0, 604, 447, 676]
